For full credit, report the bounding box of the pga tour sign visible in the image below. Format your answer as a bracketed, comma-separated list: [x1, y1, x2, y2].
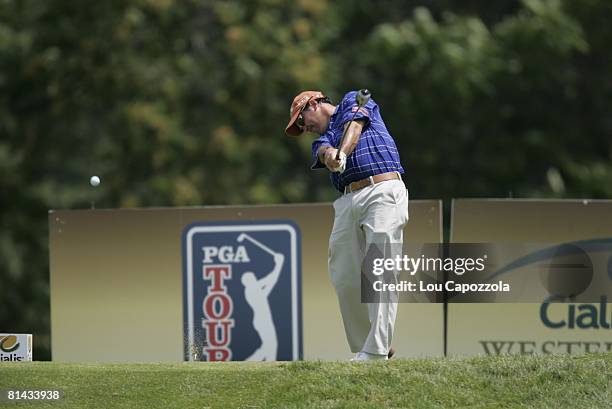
[183, 221, 302, 361]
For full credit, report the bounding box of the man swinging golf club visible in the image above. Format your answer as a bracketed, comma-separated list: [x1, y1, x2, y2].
[285, 89, 409, 361]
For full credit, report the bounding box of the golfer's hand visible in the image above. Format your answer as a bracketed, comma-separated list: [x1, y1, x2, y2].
[324, 148, 345, 172]
[274, 253, 285, 265]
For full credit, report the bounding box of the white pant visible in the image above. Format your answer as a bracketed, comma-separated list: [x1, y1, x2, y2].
[329, 178, 409, 355]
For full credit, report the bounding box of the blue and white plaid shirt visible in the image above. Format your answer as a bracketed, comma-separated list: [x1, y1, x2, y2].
[311, 91, 404, 193]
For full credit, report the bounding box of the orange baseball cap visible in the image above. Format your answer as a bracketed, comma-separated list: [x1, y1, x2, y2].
[285, 90, 326, 136]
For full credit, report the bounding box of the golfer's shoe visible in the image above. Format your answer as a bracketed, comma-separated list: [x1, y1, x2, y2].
[350, 351, 388, 361]
[388, 347, 395, 359]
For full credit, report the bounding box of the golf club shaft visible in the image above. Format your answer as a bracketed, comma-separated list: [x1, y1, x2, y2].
[239, 234, 277, 257]
[335, 89, 371, 160]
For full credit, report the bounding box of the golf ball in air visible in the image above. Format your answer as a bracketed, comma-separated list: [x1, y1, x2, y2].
[90, 176, 101, 187]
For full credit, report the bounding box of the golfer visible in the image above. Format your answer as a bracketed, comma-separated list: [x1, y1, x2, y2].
[285, 90, 409, 361]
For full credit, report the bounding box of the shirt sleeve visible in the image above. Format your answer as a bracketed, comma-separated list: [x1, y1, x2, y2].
[311, 134, 332, 170]
[339, 91, 372, 129]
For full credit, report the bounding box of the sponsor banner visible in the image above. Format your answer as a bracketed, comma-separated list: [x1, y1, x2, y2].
[0, 334, 32, 362]
[49, 202, 443, 361]
[183, 221, 302, 361]
[449, 199, 612, 356]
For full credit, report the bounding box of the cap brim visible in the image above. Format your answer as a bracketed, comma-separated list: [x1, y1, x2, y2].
[284, 110, 304, 137]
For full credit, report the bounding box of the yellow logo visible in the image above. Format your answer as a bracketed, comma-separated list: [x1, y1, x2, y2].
[0, 335, 20, 353]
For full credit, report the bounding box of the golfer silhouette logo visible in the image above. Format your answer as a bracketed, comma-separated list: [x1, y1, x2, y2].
[183, 221, 302, 361]
[237, 233, 284, 361]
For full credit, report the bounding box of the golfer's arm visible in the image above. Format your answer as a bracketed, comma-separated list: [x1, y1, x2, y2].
[338, 120, 365, 157]
[261, 259, 283, 291]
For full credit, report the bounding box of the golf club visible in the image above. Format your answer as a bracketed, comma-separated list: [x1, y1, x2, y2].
[237, 233, 277, 257]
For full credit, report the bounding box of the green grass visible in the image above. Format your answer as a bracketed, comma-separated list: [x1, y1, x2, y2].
[1, 354, 611, 409]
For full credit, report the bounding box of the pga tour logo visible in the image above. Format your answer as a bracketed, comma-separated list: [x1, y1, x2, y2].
[183, 221, 302, 361]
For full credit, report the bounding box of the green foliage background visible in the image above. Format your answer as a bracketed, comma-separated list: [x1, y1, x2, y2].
[1, 0, 611, 359]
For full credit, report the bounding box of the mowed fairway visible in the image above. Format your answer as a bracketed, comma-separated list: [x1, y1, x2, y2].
[1, 353, 611, 409]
